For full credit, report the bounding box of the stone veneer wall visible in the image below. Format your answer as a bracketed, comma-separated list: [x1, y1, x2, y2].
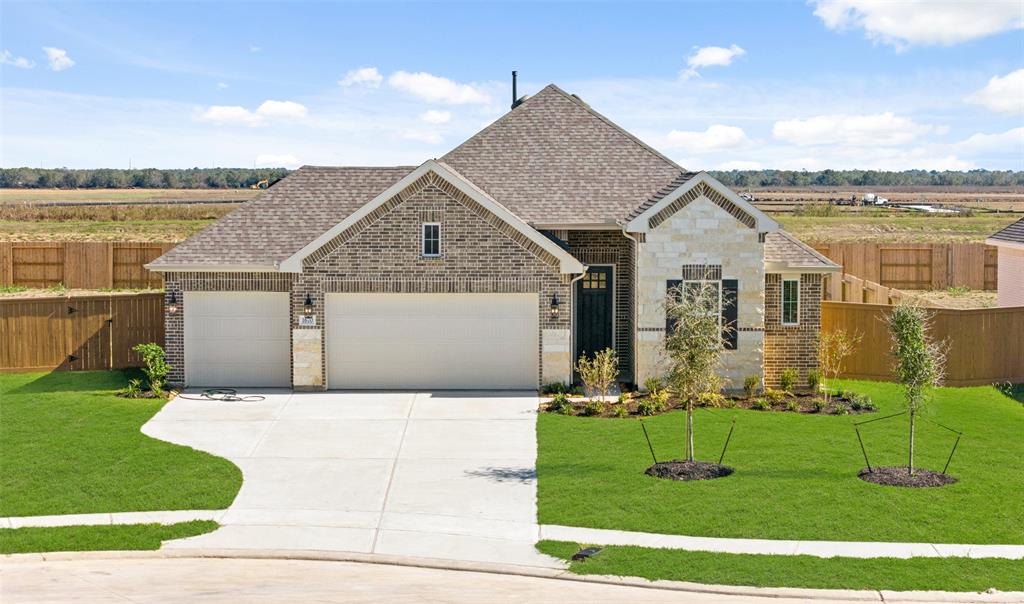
[763, 273, 822, 388]
[162, 272, 294, 386]
[635, 195, 765, 389]
[296, 172, 572, 389]
[564, 230, 635, 382]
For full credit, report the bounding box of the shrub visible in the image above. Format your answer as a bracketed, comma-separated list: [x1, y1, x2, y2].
[811, 398, 827, 413]
[612, 404, 629, 418]
[807, 369, 822, 392]
[46, 282, 68, 294]
[779, 368, 798, 392]
[819, 329, 863, 404]
[637, 398, 664, 416]
[547, 393, 574, 415]
[644, 376, 664, 395]
[617, 392, 629, 404]
[695, 391, 725, 408]
[132, 343, 169, 395]
[764, 388, 787, 404]
[743, 374, 760, 398]
[582, 400, 604, 417]
[785, 400, 801, 412]
[576, 348, 619, 402]
[833, 402, 851, 416]
[119, 378, 144, 399]
[720, 397, 737, 409]
[542, 382, 569, 395]
[751, 397, 772, 411]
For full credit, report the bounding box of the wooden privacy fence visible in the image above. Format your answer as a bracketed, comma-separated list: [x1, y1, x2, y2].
[822, 273, 942, 306]
[0, 242, 176, 289]
[821, 301, 1024, 386]
[810, 242, 997, 291]
[0, 293, 164, 372]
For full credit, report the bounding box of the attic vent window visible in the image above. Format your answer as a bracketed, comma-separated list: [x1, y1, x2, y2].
[422, 223, 441, 257]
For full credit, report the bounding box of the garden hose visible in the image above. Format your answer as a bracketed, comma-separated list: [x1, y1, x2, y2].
[176, 388, 266, 402]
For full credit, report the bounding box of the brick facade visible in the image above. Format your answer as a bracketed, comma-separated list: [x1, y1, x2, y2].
[763, 273, 822, 388]
[564, 230, 635, 382]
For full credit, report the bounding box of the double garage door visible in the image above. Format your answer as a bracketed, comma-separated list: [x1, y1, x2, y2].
[184, 291, 538, 389]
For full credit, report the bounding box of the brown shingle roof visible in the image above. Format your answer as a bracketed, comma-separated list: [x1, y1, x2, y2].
[441, 84, 688, 225]
[150, 166, 413, 267]
[764, 231, 840, 270]
[989, 217, 1024, 245]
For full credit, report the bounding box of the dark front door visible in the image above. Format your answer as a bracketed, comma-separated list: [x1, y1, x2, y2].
[575, 266, 614, 370]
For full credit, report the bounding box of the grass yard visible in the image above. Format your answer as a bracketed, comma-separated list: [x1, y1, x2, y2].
[537, 541, 1024, 593]
[0, 521, 218, 554]
[778, 213, 1022, 243]
[0, 370, 242, 517]
[537, 380, 1024, 544]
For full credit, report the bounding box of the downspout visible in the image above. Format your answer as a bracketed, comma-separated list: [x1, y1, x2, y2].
[621, 227, 640, 388]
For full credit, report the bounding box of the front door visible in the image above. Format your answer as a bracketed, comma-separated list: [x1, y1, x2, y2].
[575, 266, 614, 372]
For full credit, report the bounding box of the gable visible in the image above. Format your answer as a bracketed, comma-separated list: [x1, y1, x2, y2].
[282, 160, 585, 274]
[626, 172, 778, 234]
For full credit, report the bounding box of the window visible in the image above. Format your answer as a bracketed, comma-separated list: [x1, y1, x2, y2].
[581, 271, 608, 289]
[422, 223, 441, 257]
[782, 278, 800, 325]
[666, 279, 721, 336]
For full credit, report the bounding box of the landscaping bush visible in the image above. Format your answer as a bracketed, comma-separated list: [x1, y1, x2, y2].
[542, 382, 570, 395]
[131, 343, 170, 395]
[612, 404, 629, 418]
[643, 376, 664, 395]
[785, 400, 801, 412]
[751, 398, 772, 411]
[696, 391, 725, 408]
[764, 388, 787, 404]
[582, 400, 604, 417]
[576, 348, 619, 402]
[548, 393, 574, 415]
[743, 374, 760, 398]
[637, 398, 664, 416]
[819, 329, 862, 405]
[779, 368, 798, 392]
[833, 402, 851, 416]
[119, 378, 144, 399]
[811, 398, 827, 413]
[807, 369, 822, 392]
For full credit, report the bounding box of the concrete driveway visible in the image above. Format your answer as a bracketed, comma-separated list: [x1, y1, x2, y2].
[142, 390, 558, 567]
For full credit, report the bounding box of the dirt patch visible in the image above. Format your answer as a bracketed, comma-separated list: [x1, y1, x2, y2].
[858, 466, 958, 488]
[911, 289, 997, 309]
[646, 460, 734, 481]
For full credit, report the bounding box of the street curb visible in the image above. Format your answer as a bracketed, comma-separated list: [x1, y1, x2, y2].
[3, 548, 1021, 603]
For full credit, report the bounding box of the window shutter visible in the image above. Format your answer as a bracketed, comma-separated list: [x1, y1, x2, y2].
[722, 279, 738, 350]
[665, 280, 682, 335]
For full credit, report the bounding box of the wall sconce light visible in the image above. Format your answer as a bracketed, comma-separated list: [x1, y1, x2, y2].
[304, 294, 315, 314]
[167, 292, 178, 314]
[550, 294, 560, 317]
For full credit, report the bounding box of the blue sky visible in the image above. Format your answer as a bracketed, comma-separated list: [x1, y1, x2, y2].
[1, 0, 1022, 170]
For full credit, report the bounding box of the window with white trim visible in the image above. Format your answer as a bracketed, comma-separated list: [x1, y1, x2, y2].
[782, 278, 800, 325]
[422, 223, 441, 257]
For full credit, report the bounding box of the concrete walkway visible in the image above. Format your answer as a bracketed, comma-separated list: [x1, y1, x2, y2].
[139, 389, 558, 568]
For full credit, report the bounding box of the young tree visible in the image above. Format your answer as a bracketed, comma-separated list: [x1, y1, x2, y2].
[818, 329, 862, 404]
[888, 304, 945, 475]
[664, 280, 728, 462]
[575, 348, 619, 402]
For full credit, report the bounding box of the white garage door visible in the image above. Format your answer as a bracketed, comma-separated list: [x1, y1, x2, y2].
[184, 292, 291, 387]
[326, 293, 538, 389]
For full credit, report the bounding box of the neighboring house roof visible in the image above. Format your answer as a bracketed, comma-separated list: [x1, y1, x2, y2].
[149, 166, 413, 269]
[986, 217, 1024, 250]
[442, 84, 687, 225]
[764, 231, 841, 272]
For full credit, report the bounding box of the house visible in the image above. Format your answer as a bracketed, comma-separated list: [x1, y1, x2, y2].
[986, 217, 1024, 307]
[148, 84, 839, 391]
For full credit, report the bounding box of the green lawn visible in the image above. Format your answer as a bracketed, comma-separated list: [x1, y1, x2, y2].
[537, 380, 1024, 544]
[537, 541, 1024, 593]
[0, 521, 218, 554]
[0, 370, 242, 517]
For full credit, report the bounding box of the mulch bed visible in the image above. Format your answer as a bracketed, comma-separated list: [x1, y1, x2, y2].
[858, 466, 958, 488]
[541, 391, 872, 418]
[645, 460, 734, 481]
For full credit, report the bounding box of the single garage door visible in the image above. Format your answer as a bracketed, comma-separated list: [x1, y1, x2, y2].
[326, 293, 538, 389]
[184, 291, 291, 387]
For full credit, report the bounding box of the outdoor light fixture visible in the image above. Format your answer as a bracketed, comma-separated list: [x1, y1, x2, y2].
[167, 292, 178, 314]
[550, 294, 560, 317]
[303, 294, 315, 314]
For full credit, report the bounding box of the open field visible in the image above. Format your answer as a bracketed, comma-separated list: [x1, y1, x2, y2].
[747, 186, 1024, 212]
[778, 212, 1022, 243]
[537, 380, 1024, 544]
[0, 188, 257, 204]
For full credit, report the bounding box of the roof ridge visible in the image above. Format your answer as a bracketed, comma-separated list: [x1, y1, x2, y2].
[297, 165, 417, 170]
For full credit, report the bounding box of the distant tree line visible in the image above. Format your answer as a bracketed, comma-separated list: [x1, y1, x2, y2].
[1, 167, 1021, 189]
[708, 169, 1024, 188]
[0, 167, 290, 189]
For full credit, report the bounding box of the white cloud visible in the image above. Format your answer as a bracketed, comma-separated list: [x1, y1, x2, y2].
[42, 47, 74, 71]
[419, 110, 452, 124]
[812, 0, 1023, 48]
[256, 100, 308, 119]
[772, 112, 938, 146]
[965, 69, 1024, 115]
[954, 127, 1024, 154]
[216, 82, 229, 89]
[339, 67, 383, 88]
[388, 71, 490, 105]
[664, 124, 751, 152]
[255, 153, 301, 168]
[400, 130, 444, 145]
[196, 105, 261, 125]
[717, 160, 764, 170]
[1, 50, 35, 69]
[249, 45, 261, 53]
[681, 45, 745, 78]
